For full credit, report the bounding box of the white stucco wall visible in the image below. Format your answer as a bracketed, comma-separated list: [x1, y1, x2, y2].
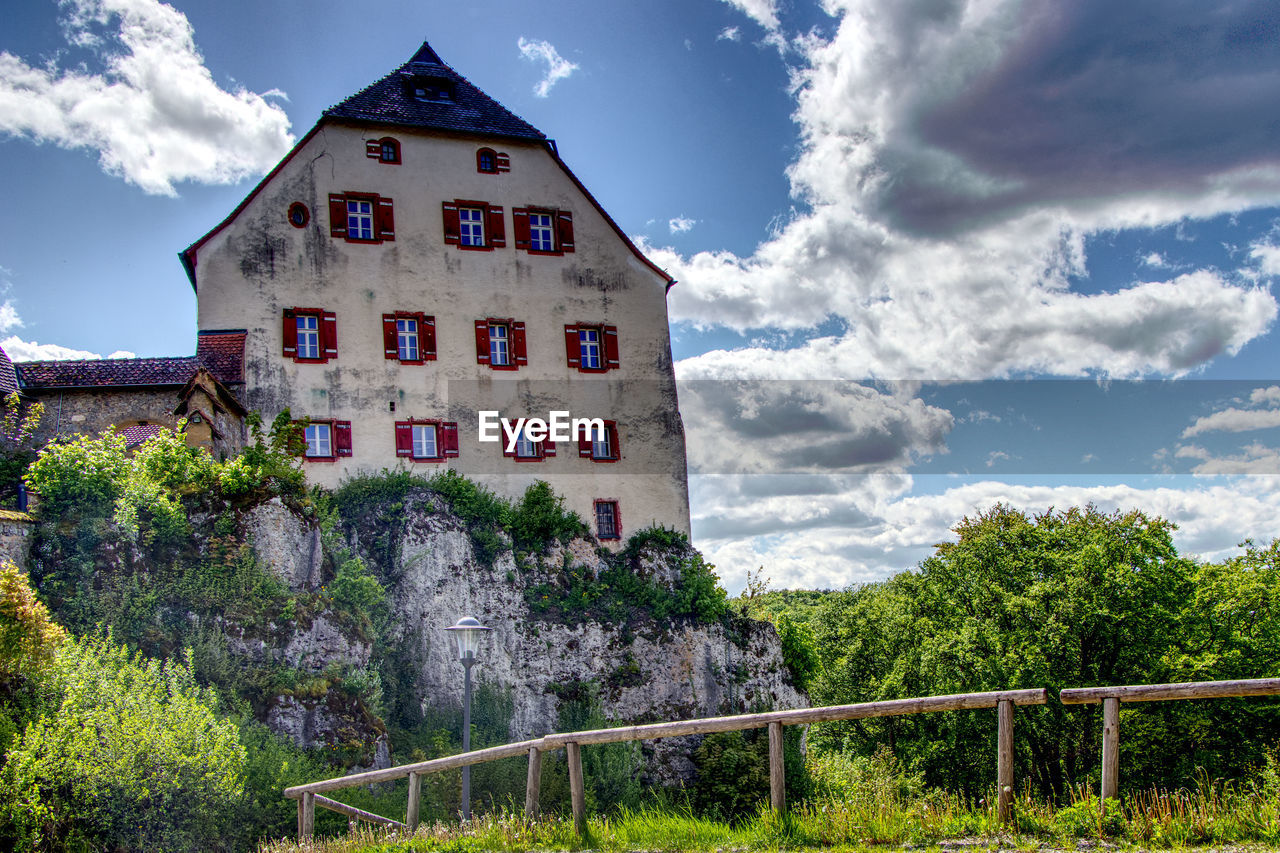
[190, 123, 690, 539]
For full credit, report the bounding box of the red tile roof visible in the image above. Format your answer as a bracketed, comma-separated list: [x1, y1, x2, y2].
[0, 347, 17, 397]
[120, 423, 165, 448]
[13, 330, 246, 391]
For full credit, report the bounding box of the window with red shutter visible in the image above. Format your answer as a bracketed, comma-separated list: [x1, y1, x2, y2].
[284, 308, 336, 363]
[329, 193, 393, 243]
[587, 421, 619, 462]
[445, 199, 500, 250]
[514, 207, 575, 255]
[300, 420, 343, 462]
[369, 137, 400, 164]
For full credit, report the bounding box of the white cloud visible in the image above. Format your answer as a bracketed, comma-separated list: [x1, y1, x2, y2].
[655, 0, 1280, 380]
[0, 0, 293, 196]
[695, 474, 1280, 592]
[1142, 252, 1167, 267]
[669, 216, 697, 233]
[1181, 385, 1280, 437]
[718, 0, 780, 32]
[1174, 443, 1280, 475]
[1250, 241, 1280, 276]
[2, 335, 105, 361]
[718, 27, 742, 42]
[0, 302, 21, 335]
[517, 37, 579, 98]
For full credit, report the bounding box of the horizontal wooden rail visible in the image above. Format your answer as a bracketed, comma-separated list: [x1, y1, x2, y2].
[315, 795, 407, 830]
[284, 737, 543, 798]
[540, 688, 1048, 748]
[1060, 677, 1280, 705]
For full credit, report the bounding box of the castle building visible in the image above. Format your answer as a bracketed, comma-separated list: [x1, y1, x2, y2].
[15, 42, 691, 541]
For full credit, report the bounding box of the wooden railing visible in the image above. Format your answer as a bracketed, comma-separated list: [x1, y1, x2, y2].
[283, 677, 1280, 841]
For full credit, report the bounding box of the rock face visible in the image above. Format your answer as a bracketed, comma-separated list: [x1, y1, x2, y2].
[245, 489, 806, 779]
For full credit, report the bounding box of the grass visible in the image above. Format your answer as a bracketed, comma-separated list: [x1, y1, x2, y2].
[255, 779, 1280, 853]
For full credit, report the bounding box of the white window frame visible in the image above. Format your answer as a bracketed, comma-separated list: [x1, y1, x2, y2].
[411, 423, 438, 459]
[489, 323, 510, 366]
[296, 314, 320, 360]
[515, 428, 538, 459]
[592, 426, 612, 461]
[305, 422, 332, 458]
[459, 207, 485, 247]
[347, 199, 374, 241]
[529, 212, 555, 252]
[397, 317, 419, 361]
[579, 328, 601, 370]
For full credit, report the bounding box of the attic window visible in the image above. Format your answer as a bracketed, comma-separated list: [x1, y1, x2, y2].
[408, 75, 454, 102]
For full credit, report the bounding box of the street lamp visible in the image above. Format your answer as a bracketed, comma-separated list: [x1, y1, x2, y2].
[444, 616, 491, 820]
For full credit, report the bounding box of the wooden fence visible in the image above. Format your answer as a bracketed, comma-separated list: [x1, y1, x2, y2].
[283, 677, 1280, 841]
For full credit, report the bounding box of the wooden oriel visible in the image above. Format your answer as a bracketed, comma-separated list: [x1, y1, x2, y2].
[525, 746, 542, 817]
[406, 771, 421, 831]
[1060, 677, 1280, 705]
[1101, 697, 1120, 803]
[997, 699, 1014, 823]
[768, 721, 785, 812]
[567, 741, 586, 836]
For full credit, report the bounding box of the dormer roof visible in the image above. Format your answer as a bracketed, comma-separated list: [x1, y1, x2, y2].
[323, 41, 545, 142]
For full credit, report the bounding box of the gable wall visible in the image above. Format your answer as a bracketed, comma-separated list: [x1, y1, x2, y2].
[192, 123, 689, 537]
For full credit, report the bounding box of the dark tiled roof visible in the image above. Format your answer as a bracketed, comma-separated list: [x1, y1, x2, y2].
[16, 357, 198, 389]
[196, 330, 246, 385]
[324, 41, 545, 141]
[121, 424, 164, 449]
[0, 346, 18, 397]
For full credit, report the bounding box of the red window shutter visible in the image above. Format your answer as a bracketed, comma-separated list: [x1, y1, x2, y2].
[395, 421, 413, 456]
[607, 422, 620, 459]
[512, 321, 528, 366]
[328, 194, 347, 238]
[512, 208, 531, 250]
[564, 325, 580, 368]
[615, 502, 622, 539]
[382, 314, 398, 359]
[556, 211, 575, 253]
[282, 309, 298, 357]
[422, 314, 437, 359]
[376, 197, 395, 241]
[366, 140, 380, 159]
[604, 326, 620, 369]
[542, 439, 557, 458]
[322, 311, 338, 360]
[442, 202, 461, 245]
[488, 205, 506, 248]
[334, 421, 353, 457]
[578, 428, 593, 457]
[496, 153, 511, 172]
[441, 422, 460, 457]
[474, 320, 490, 364]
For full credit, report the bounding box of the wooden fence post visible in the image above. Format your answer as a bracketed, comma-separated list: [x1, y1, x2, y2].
[1100, 697, 1120, 806]
[768, 721, 786, 813]
[406, 770, 421, 831]
[997, 699, 1013, 823]
[298, 792, 315, 841]
[525, 746, 542, 818]
[567, 742, 586, 836]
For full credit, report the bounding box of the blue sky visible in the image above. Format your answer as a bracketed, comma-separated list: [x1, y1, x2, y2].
[4, 0, 1280, 591]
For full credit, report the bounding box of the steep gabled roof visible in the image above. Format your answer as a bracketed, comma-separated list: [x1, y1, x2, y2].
[0, 346, 18, 397]
[324, 42, 545, 141]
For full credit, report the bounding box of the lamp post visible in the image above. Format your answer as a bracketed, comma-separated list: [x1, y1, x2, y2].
[444, 616, 491, 820]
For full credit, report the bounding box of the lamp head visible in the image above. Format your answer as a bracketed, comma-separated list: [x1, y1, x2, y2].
[444, 616, 491, 661]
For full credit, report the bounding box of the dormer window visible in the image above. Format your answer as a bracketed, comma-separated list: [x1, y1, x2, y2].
[366, 137, 401, 164]
[407, 75, 454, 102]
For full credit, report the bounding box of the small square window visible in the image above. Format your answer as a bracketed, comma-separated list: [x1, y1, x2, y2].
[397, 318, 419, 361]
[478, 150, 495, 172]
[489, 323, 510, 366]
[305, 423, 331, 458]
[380, 141, 399, 163]
[412, 424, 437, 459]
[296, 314, 320, 360]
[595, 500, 620, 540]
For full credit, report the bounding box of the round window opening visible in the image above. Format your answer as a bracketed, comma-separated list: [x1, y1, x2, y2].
[288, 202, 310, 228]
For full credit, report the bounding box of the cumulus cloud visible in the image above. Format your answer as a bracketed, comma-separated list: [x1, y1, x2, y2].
[1, 335, 117, 361]
[0, 0, 293, 196]
[517, 37, 579, 98]
[656, 0, 1280, 380]
[1182, 385, 1280, 437]
[718, 27, 742, 42]
[719, 0, 780, 32]
[680, 380, 952, 475]
[695, 474, 1280, 592]
[669, 216, 697, 233]
[1251, 241, 1280, 276]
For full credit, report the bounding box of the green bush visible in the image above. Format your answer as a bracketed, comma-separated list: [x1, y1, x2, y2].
[510, 480, 587, 553]
[692, 725, 808, 823]
[1, 635, 245, 852]
[775, 614, 820, 692]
